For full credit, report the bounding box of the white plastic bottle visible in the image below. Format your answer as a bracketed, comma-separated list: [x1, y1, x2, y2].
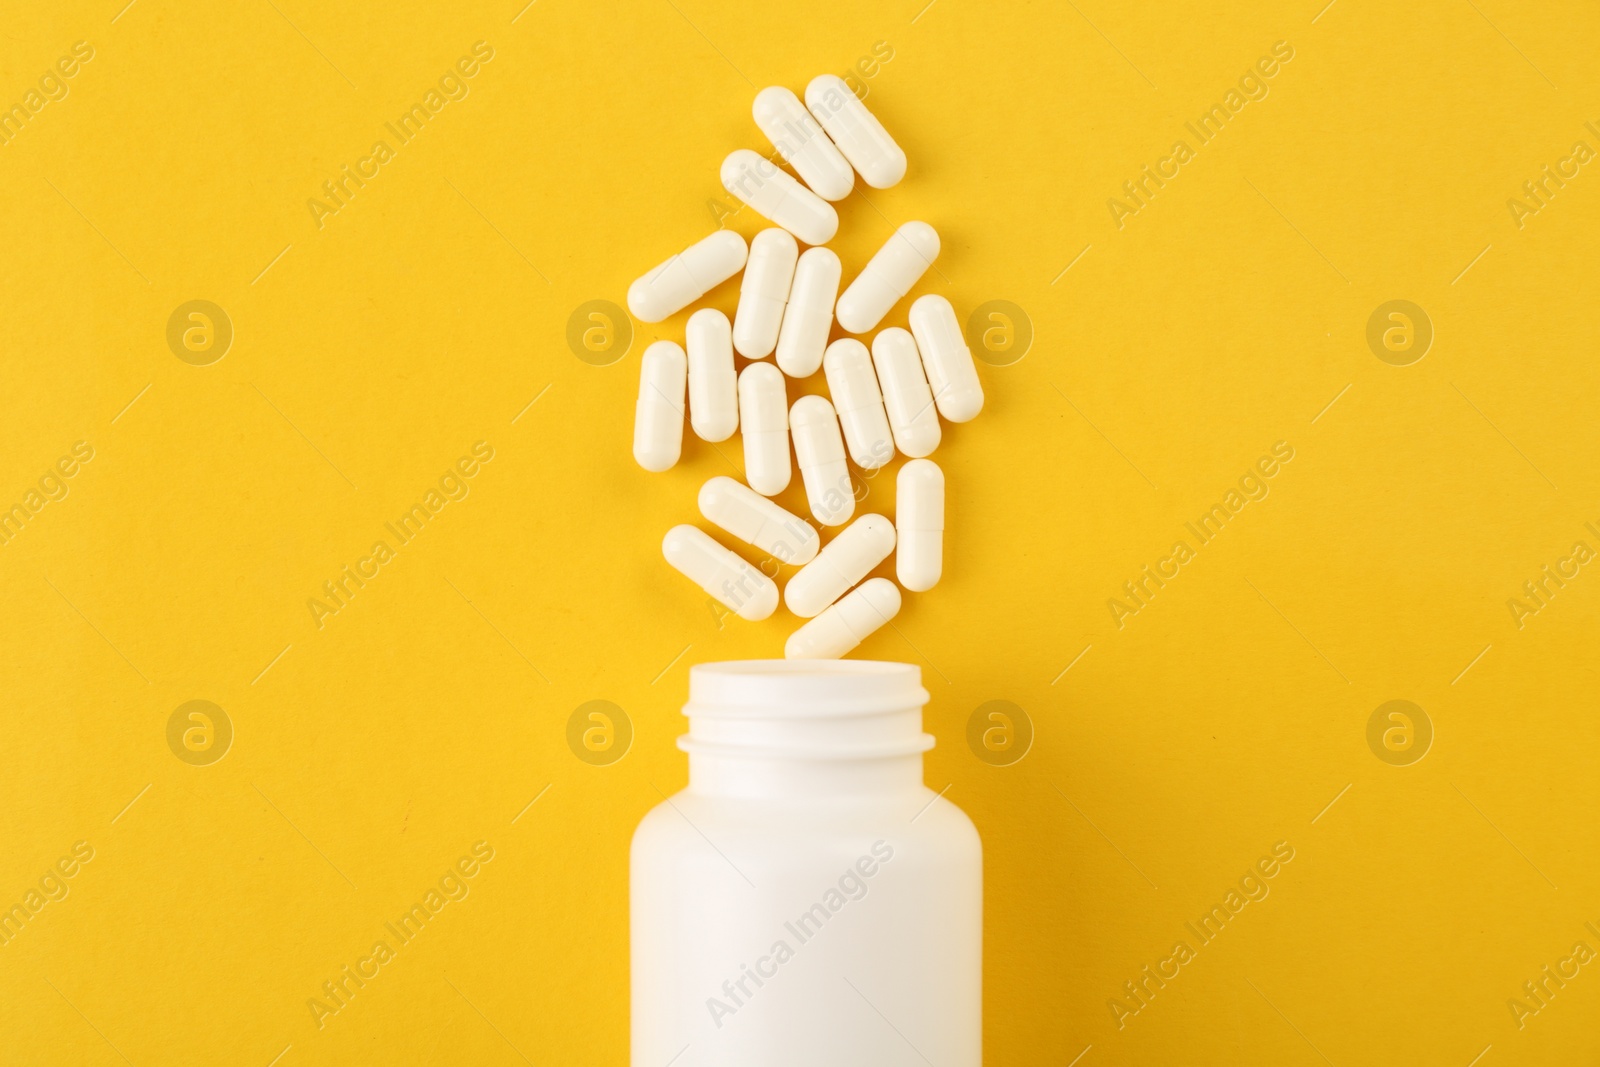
[631, 660, 982, 1066]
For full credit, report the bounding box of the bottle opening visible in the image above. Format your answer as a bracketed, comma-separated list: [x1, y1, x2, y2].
[686, 659, 930, 719]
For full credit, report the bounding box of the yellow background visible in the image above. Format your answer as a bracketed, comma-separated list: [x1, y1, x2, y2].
[3, 0, 1598, 1063]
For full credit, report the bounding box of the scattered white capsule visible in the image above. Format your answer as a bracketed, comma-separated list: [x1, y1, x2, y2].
[784, 513, 895, 618]
[733, 229, 799, 359]
[662, 525, 778, 622]
[632, 340, 686, 472]
[871, 328, 941, 458]
[721, 149, 838, 247]
[835, 221, 940, 334]
[790, 396, 854, 527]
[785, 578, 902, 659]
[738, 362, 791, 496]
[752, 86, 854, 202]
[775, 247, 841, 378]
[699, 476, 819, 566]
[687, 309, 738, 442]
[896, 459, 944, 592]
[908, 294, 984, 423]
[804, 74, 907, 189]
[822, 338, 895, 470]
[627, 230, 747, 323]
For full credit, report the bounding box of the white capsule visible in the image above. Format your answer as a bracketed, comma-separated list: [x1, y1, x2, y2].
[822, 338, 894, 470]
[896, 459, 944, 592]
[871, 328, 941, 458]
[721, 149, 838, 247]
[698, 476, 819, 566]
[686, 309, 738, 442]
[627, 230, 747, 323]
[775, 247, 841, 377]
[733, 229, 799, 359]
[784, 513, 895, 618]
[908, 294, 984, 423]
[738, 362, 791, 496]
[662, 525, 778, 622]
[790, 396, 854, 527]
[785, 578, 902, 659]
[632, 340, 686, 472]
[804, 74, 907, 189]
[753, 86, 854, 201]
[835, 222, 939, 334]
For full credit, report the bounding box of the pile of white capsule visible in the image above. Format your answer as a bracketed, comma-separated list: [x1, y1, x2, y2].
[628, 75, 983, 660]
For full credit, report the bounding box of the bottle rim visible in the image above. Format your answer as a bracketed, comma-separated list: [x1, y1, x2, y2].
[676, 734, 936, 761]
[685, 659, 930, 719]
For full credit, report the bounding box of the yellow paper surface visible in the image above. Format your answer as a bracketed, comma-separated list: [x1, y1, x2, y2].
[2, 1, 1597, 1063]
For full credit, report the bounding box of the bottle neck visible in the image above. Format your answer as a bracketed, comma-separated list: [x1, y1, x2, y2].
[677, 660, 934, 801]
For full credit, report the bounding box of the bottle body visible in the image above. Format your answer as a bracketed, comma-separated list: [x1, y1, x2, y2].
[630, 661, 982, 1066]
